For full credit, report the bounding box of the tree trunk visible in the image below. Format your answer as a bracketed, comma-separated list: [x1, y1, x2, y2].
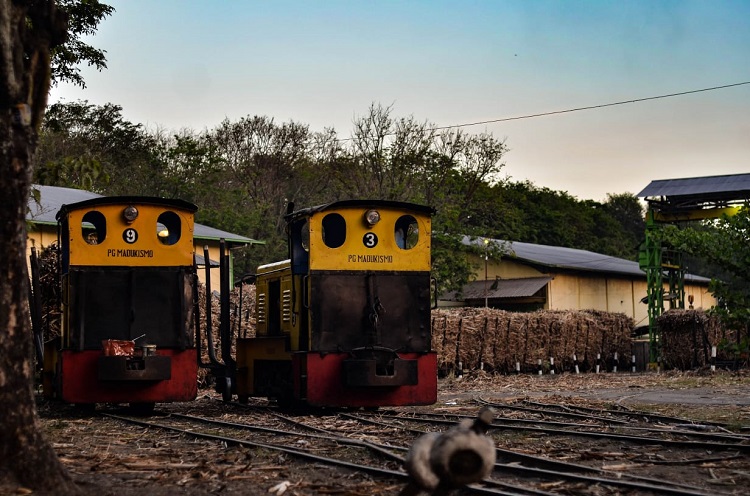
[0, 1, 79, 493]
[0, 118, 79, 496]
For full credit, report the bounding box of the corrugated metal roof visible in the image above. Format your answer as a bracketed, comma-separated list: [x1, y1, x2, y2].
[462, 236, 710, 282]
[27, 185, 100, 224]
[460, 277, 551, 299]
[637, 173, 750, 199]
[193, 223, 261, 244]
[27, 185, 261, 245]
[193, 253, 219, 267]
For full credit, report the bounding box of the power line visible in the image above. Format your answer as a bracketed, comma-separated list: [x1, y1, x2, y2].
[431, 81, 750, 131]
[338, 81, 750, 140]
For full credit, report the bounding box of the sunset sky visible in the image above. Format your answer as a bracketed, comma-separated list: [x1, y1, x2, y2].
[50, 0, 750, 201]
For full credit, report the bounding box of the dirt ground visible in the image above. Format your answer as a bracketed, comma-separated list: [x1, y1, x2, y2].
[12, 370, 750, 496]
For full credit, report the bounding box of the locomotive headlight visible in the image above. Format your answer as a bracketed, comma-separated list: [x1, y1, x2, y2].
[123, 205, 139, 223]
[364, 209, 380, 226]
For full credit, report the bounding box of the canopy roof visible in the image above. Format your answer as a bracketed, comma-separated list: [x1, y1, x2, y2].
[638, 173, 750, 199]
[638, 173, 750, 212]
[461, 277, 552, 299]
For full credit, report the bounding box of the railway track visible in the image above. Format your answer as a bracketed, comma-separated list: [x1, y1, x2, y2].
[98, 398, 749, 495]
[353, 412, 750, 453]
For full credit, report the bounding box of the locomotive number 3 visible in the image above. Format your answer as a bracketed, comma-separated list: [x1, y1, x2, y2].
[123, 228, 138, 244]
[362, 232, 378, 248]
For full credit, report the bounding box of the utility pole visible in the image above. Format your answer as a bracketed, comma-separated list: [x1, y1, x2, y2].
[484, 238, 489, 308]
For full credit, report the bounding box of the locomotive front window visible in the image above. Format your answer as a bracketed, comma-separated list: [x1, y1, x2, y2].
[322, 213, 346, 248]
[300, 220, 310, 252]
[81, 211, 106, 245]
[289, 218, 310, 274]
[395, 215, 419, 250]
[157, 211, 182, 245]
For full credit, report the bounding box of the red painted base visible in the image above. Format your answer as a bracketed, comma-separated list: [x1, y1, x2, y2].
[59, 349, 198, 404]
[296, 352, 437, 407]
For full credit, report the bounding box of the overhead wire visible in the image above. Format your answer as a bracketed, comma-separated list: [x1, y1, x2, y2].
[429, 81, 750, 131]
[336, 81, 750, 141]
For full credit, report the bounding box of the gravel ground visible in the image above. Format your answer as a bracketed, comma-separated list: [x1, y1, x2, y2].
[20, 370, 750, 495]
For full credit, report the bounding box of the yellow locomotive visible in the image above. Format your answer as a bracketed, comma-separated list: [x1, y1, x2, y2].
[235, 200, 437, 407]
[43, 197, 200, 411]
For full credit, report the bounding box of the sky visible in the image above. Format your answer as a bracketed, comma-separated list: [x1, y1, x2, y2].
[49, 0, 750, 202]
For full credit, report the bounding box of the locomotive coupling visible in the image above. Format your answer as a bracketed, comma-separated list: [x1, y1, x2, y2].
[402, 407, 496, 495]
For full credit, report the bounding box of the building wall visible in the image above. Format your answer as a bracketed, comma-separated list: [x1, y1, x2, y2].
[684, 283, 713, 311]
[195, 243, 225, 292]
[468, 254, 716, 322]
[26, 224, 57, 259]
[548, 274, 645, 322]
[605, 278, 637, 318]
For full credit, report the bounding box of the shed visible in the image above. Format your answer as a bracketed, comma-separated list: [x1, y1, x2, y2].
[440, 236, 715, 325]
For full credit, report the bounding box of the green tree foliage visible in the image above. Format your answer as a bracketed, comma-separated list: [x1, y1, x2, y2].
[601, 192, 646, 255]
[34, 101, 646, 289]
[51, 0, 114, 88]
[202, 116, 322, 272]
[34, 101, 154, 192]
[150, 130, 223, 200]
[662, 206, 750, 336]
[460, 181, 643, 261]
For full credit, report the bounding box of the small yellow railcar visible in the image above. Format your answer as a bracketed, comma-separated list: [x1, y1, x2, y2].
[44, 196, 200, 411]
[236, 200, 437, 407]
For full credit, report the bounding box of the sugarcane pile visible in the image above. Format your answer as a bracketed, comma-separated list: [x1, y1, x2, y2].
[657, 309, 735, 369]
[29, 244, 62, 340]
[431, 307, 634, 375]
[195, 282, 256, 384]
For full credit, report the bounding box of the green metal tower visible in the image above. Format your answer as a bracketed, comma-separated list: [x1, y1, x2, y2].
[638, 210, 685, 363]
[638, 174, 750, 367]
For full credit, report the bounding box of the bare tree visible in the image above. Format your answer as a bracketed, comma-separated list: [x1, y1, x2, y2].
[454, 132, 508, 203]
[349, 102, 393, 197]
[344, 103, 438, 201]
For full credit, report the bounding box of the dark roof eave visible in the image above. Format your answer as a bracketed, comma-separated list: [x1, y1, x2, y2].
[513, 257, 711, 283]
[27, 220, 57, 227]
[195, 235, 265, 246]
[55, 196, 198, 220]
[286, 199, 435, 221]
[465, 296, 546, 304]
[508, 257, 647, 278]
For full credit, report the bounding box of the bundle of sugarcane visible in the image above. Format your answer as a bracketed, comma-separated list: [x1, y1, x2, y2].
[658, 309, 731, 369]
[431, 308, 634, 374]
